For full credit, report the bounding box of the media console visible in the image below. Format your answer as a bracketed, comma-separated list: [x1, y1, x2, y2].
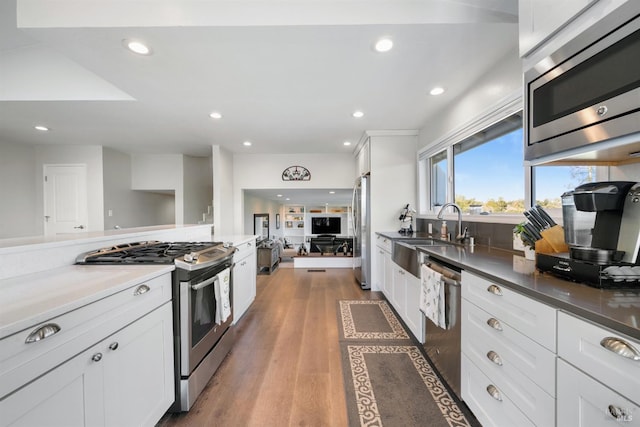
[308, 236, 353, 255]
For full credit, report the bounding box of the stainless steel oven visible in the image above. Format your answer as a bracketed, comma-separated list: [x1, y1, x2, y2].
[525, 9, 640, 162]
[175, 258, 235, 411]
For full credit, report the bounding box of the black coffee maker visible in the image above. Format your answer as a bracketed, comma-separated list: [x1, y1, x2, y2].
[537, 181, 640, 288]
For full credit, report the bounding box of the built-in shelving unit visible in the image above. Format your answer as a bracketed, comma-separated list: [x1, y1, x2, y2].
[282, 204, 352, 250]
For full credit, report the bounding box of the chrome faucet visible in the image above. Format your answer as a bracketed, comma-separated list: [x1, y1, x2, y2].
[437, 203, 465, 242]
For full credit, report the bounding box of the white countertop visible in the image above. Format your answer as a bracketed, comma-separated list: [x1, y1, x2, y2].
[0, 224, 213, 253]
[214, 235, 258, 246]
[0, 264, 174, 340]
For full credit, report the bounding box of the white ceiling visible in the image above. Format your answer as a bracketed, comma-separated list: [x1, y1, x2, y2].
[0, 0, 519, 158]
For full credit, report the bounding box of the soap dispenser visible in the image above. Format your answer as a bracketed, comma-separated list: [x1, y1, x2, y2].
[440, 221, 448, 240]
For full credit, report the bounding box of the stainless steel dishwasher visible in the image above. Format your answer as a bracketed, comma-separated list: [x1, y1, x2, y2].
[420, 254, 462, 400]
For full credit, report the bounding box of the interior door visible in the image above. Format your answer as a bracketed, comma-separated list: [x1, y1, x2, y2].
[43, 164, 88, 235]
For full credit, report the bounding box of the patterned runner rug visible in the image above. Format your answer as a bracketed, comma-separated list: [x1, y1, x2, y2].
[337, 300, 474, 427]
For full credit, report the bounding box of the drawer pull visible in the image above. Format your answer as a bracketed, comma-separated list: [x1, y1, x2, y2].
[486, 318, 503, 331]
[91, 353, 103, 362]
[25, 323, 61, 343]
[608, 405, 633, 422]
[487, 284, 503, 296]
[600, 337, 640, 361]
[487, 350, 503, 366]
[134, 284, 150, 296]
[109, 342, 119, 351]
[486, 384, 502, 401]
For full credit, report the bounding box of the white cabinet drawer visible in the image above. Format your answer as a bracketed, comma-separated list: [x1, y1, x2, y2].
[234, 240, 255, 261]
[0, 273, 171, 399]
[462, 298, 556, 396]
[462, 271, 556, 351]
[558, 359, 640, 427]
[461, 354, 536, 427]
[375, 235, 392, 253]
[558, 312, 640, 405]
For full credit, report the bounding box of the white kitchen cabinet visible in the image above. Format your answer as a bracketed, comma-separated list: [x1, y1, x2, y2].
[390, 262, 423, 343]
[362, 131, 417, 292]
[355, 138, 370, 176]
[0, 272, 174, 427]
[404, 271, 423, 343]
[519, 0, 599, 56]
[102, 303, 174, 427]
[557, 311, 640, 408]
[375, 235, 392, 298]
[233, 239, 257, 323]
[0, 302, 174, 427]
[463, 271, 557, 352]
[461, 355, 536, 427]
[461, 271, 557, 426]
[557, 358, 640, 427]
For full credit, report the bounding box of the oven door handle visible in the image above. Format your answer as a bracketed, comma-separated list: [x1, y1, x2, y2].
[190, 275, 217, 291]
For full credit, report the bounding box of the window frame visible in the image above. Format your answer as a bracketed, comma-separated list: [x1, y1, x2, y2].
[417, 92, 608, 223]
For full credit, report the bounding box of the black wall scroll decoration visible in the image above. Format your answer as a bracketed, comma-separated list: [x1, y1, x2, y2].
[282, 166, 311, 181]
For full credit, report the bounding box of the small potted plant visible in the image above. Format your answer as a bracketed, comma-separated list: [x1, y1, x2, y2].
[513, 222, 536, 260]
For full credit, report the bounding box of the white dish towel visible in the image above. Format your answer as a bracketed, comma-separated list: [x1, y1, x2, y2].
[214, 267, 232, 324]
[420, 264, 447, 329]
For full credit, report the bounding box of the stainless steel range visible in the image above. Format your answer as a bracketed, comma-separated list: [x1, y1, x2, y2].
[76, 240, 237, 411]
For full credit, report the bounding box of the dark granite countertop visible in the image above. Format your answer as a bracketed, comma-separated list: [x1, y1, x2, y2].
[376, 231, 640, 340]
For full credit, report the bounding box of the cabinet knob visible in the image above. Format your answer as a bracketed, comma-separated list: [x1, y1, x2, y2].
[134, 284, 150, 296]
[109, 342, 119, 351]
[600, 337, 640, 361]
[486, 350, 503, 366]
[91, 353, 103, 362]
[25, 323, 61, 344]
[486, 384, 502, 401]
[486, 317, 503, 331]
[487, 284, 503, 296]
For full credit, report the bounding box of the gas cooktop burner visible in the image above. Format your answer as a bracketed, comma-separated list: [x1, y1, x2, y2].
[76, 240, 235, 270]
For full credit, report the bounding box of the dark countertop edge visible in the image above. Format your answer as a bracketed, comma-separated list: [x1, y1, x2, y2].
[375, 232, 640, 341]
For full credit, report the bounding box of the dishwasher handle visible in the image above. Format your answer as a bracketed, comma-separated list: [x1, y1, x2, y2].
[424, 260, 462, 285]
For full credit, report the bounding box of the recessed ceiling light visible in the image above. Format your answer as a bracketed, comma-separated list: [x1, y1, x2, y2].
[343, 141, 352, 146]
[374, 38, 393, 53]
[124, 39, 151, 55]
[277, 194, 283, 197]
[243, 141, 252, 146]
[209, 112, 222, 119]
[329, 191, 335, 194]
[285, 198, 290, 201]
[352, 111, 364, 118]
[34, 125, 49, 131]
[430, 87, 445, 96]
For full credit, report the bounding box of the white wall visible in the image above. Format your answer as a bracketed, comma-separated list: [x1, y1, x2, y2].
[232, 153, 355, 234]
[418, 46, 522, 151]
[182, 155, 213, 225]
[35, 144, 105, 232]
[0, 142, 38, 238]
[102, 148, 175, 229]
[243, 192, 283, 240]
[212, 145, 235, 236]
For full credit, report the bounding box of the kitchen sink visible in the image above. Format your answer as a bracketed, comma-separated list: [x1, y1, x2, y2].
[391, 238, 454, 278]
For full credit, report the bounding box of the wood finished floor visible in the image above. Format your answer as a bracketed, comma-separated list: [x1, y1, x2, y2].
[158, 267, 381, 427]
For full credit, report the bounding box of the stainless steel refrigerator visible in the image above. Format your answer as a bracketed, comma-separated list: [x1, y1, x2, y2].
[352, 173, 370, 290]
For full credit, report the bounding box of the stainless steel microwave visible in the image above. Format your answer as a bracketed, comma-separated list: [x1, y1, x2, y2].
[525, 10, 640, 162]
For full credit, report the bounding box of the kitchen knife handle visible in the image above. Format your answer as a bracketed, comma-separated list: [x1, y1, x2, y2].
[535, 205, 557, 226]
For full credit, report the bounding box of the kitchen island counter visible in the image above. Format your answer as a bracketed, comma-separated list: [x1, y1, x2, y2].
[0, 264, 173, 340]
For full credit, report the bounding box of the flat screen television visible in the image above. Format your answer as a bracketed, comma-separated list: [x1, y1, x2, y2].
[311, 217, 341, 235]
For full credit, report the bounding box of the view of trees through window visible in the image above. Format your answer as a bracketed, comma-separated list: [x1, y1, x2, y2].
[454, 126, 525, 214]
[533, 165, 596, 216]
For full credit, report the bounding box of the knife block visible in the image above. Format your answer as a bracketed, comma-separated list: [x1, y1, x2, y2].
[535, 225, 569, 254]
